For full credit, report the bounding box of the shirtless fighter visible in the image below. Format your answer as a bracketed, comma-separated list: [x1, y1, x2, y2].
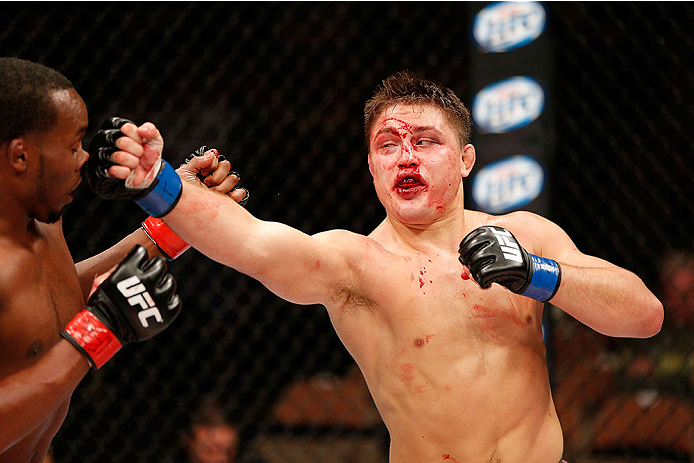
[0, 58, 246, 463]
[95, 70, 663, 462]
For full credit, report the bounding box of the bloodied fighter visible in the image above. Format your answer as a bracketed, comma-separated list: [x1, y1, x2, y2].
[95, 71, 663, 463]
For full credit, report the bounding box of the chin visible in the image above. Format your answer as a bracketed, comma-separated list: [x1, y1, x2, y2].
[42, 212, 62, 224]
[41, 206, 67, 224]
[36, 212, 62, 224]
[391, 207, 436, 226]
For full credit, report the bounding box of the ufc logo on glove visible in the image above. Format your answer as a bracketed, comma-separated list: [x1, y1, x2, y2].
[117, 276, 163, 327]
[459, 225, 562, 302]
[490, 227, 523, 263]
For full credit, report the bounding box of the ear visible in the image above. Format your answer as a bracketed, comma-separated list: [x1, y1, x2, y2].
[461, 143, 476, 178]
[7, 138, 29, 173]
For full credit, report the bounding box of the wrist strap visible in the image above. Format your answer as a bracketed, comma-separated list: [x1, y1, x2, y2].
[141, 216, 190, 260]
[61, 310, 122, 370]
[522, 255, 562, 302]
[135, 160, 182, 218]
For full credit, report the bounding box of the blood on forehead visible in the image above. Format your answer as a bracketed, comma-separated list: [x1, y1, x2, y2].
[381, 117, 414, 133]
[369, 117, 415, 146]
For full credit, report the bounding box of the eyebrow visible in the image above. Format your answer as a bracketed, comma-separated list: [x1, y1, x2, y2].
[375, 125, 440, 137]
[72, 125, 88, 143]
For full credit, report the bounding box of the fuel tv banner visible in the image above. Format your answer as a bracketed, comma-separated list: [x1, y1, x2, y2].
[467, 1, 554, 217]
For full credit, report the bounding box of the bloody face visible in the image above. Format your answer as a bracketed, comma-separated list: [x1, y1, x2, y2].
[368, 103, 466, 225]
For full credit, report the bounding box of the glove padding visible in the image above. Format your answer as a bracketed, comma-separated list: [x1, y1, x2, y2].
[182, 145, 249, 206]
[458, 225, 561, 302]
[86, 117, 142, 200]
[86, 117, 181, 217]
[62, 245, 181, 369]
[140, 145, 250, 260]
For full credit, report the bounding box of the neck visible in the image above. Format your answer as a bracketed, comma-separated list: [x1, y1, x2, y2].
[0, 184, 39, 245]
[374, 197, 470, 255]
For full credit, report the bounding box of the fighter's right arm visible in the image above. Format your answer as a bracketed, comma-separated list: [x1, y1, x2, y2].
[0, 344, 88, 454]
[90, 121, 356, 306]
[164, 179, 353, 305]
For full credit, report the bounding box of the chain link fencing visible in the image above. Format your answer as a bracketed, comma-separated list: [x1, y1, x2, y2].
[1, 2, 692, 462]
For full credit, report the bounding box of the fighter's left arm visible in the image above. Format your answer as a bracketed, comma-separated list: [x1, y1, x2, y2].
[513, 212, 663, 338]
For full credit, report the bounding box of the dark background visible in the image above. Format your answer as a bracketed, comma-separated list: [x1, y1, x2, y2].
[1, 2, 692, 462]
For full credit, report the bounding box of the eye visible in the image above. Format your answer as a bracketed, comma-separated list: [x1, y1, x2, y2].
[415, 138, 435, 147]
[378, 140, 400, 153]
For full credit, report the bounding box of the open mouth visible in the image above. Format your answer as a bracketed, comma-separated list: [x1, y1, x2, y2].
[70, 177, 83, 194]
[395, 172, 425, 193]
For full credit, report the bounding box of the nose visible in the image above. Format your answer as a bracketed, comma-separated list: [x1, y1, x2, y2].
[397, 143, 418, 167]
[77, 146, 90, 170]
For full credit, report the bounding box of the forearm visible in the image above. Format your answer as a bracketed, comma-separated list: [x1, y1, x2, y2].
[162, 181, 260, 273]
[75, 228, 161, 301]
[551, 263, 663, 338]
[0, 341, 89, 453]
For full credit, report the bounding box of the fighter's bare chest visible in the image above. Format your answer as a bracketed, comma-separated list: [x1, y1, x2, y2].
[365, 253, 538, 342]
[0, 233, 83, 373]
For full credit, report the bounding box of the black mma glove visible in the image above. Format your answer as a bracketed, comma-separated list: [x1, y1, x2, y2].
[140, 145, 251, 260]
[458, 225, 561, 302]
[86, 117, 182, 217]
[61, 245, 181, 370]
[181, 145, 249, 206]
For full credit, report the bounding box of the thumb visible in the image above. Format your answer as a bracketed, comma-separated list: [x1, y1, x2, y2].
[136, 122, 159, 140]
[188, 149, 217, 171]
[460, 264, 473, 281]
[89, 265, 117, 298]
[176, 149, 218, 183]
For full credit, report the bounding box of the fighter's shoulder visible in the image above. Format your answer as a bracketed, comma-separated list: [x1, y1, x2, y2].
[313, 229, 385, 265]
[485, 210, 553, 230]
[480, 210, 565, 249]
[312, 229, 381, 255]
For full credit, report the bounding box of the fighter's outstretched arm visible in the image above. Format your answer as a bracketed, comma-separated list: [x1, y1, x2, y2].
[459, 212, 663, 338]
[165, 179, 352, 305]
[97, 121, 353, 306]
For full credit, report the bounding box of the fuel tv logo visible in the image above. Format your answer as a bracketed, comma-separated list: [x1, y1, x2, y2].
[472, 1, 547, 53]
[471, 155, 545, 214]
[472, 76, 545, 134]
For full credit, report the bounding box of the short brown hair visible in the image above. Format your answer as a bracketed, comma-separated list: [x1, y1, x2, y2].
[364, 70, 472, 148]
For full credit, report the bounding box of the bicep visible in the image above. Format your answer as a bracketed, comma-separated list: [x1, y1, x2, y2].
[523, 214, 616, 270]
[166, 183, 355, 305]
[214, 221, 354, 306]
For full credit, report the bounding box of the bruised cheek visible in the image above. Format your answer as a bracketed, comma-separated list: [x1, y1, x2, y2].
[426, 154, 459, 213]
[371, 157, 397, 193]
